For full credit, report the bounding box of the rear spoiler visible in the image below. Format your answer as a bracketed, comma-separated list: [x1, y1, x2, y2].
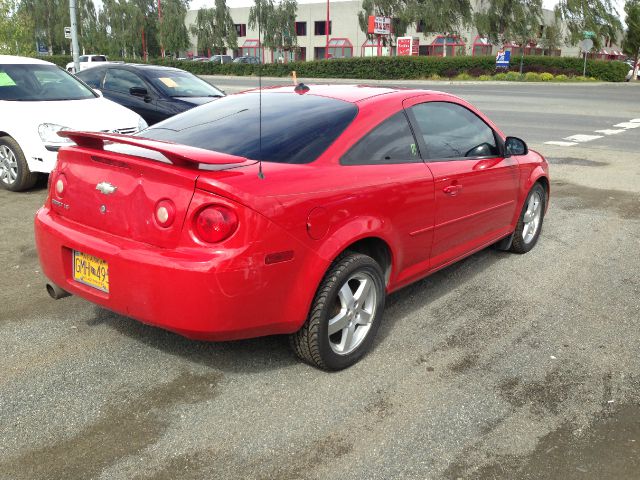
[58, 131, 248, 167]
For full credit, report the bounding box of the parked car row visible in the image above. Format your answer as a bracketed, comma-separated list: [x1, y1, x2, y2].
[76, 63, 225, 125]
[0, 55, 228, 191]
[182, 55, 261, 64]
[65, 54, 110, 73]
[0, 55, 146, 191]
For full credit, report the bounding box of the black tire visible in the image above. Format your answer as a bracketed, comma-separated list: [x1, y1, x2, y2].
[290, 252, 386, 371]
[0, 136, 38, 192]
[510, 183, 546, 254]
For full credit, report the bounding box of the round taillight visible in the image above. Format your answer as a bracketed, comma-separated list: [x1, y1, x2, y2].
[154, 199, 175, 227]
[194, 205, 238, 243]
[55, 174, 67, 197]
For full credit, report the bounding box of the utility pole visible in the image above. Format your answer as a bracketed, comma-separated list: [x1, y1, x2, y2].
[69, 0, 80, 72]
[325, 0, 330, 59]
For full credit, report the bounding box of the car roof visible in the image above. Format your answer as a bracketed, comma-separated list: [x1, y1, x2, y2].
[0, 55, 54, 66]
[255, 84, 450, 104]
[91, 63, 184, 73]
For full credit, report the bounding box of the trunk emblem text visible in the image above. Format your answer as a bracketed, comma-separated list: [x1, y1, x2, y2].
[96, 182, 117, 195]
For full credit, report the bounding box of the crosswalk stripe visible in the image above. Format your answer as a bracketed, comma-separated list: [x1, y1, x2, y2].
[595, 129, 626, 135]
[544, 141, 578, 147]
[563, 134, 603, 142]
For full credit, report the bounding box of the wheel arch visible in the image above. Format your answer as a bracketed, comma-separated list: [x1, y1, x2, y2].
[339, 236, 393, 287]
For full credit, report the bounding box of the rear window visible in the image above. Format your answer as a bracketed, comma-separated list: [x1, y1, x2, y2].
[140, 92, 358, 164]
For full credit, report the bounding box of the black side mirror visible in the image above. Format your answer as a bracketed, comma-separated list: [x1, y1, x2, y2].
[129, 86, 148, 97]
[505, 136, 528, 156]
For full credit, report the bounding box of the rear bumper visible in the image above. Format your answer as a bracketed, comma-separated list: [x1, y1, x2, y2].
[35, 206, 314, 341]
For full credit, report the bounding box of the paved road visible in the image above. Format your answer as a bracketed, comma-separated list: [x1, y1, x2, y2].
[206, 76, 640, 153]
[1, 82, 639, 479]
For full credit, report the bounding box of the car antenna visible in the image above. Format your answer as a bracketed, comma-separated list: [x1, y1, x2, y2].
[257, 0, 264, 180]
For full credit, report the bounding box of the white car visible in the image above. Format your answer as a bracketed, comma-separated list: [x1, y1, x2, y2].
[626, 61, 640, 81]
[0, 55, 147, 191]
[65, 54, 108, 73]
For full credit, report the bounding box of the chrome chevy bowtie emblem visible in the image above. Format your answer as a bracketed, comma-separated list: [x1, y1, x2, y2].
[96, 182, 117, 195]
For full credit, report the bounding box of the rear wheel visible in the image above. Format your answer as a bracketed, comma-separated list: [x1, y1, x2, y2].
[0, 136, 38, 192]
[290, 252, 385, 370]
[510, 183, 546, 254]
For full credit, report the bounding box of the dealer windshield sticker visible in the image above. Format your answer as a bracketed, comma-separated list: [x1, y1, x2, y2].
[158, 77, 178, 88]
[0, 72, 17, 86]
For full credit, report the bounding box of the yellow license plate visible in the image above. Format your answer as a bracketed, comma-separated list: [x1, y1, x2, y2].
[73, 250, 109, 293]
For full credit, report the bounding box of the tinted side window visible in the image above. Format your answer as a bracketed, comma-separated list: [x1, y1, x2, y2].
[78, 67, 105, 88]
[410, 102, 499, 160]
[341, 112, 420, 165]
[104, 69, 146, 94]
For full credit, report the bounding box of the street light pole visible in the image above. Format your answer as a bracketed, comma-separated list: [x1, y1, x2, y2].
[158, 0, 164, 58]
[325, 0, 330, 59]
[69, 0, 80, 73]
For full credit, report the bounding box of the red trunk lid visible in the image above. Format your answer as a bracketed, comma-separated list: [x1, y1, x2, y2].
[50, 132, 249, 248]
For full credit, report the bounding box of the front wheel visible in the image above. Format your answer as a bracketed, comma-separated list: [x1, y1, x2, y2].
[290, 252, 386, 370]
[510, 183, 546, 254]
[0, 136, 38, 192]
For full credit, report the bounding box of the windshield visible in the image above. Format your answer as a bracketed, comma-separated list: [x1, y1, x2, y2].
[0, 64, 96, 101]
[140, 92, 358, 164]
[145, 69, 224, 98]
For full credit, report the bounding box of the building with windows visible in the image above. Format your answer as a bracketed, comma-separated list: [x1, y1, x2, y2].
[184, 0, 580, 62]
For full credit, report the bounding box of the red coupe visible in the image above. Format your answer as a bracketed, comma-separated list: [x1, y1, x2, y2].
[35, 85, 549, 370]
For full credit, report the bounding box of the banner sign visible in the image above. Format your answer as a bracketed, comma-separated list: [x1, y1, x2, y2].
[397, 37, 419, 56]
[367, 16, 391, 35]
[496, 49, 511, 68]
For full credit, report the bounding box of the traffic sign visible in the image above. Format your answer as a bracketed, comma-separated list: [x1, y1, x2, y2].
[579, 39, 594, 51]
[583, 31, 596, 39]
[64, 26, 71, 39]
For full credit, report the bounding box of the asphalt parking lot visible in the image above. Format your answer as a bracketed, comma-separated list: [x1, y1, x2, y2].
[1, 82, 639, 480]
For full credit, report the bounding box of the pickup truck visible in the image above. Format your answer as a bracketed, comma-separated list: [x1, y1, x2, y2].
[65, 55, 109, 73]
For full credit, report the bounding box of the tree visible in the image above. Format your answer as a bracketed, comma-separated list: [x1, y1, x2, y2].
[357, 0, 412, 47]
[248, 0, 298, 61]
[191, 0, 237, 56]
[623, 0, 640, 81]
[475, 0, 542, 72]
[475, 0, 542, 45]
[0, 0, 34, 54]
[191, 7, 216, 55]
[555, 0, 623, 50]
[408, 0, 472, 37]
[539, 20, 563, 54]
[19, 0, 68, 54]
[158, 0, 190, 57]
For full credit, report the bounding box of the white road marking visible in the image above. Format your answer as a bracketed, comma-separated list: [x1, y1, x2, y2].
[595, 129, 626, 135]
[614, 122, 640, 129]
[564, 134, 603, 142]
[544, 141, 578, 147]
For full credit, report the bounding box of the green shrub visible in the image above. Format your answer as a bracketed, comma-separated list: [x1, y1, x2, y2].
[478, 74, 492, 81]
[493, 72, 508, 80]
[429, 74, 442, 80]
[524, 72, 541, 81]
[454, 72, 473, 80]
[505, 71, 522, 81]
[572, 75, 596, 82]
[540, 72, 554, 81]
[554, 74, 568, 81]
[33, 53, 626, 82]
